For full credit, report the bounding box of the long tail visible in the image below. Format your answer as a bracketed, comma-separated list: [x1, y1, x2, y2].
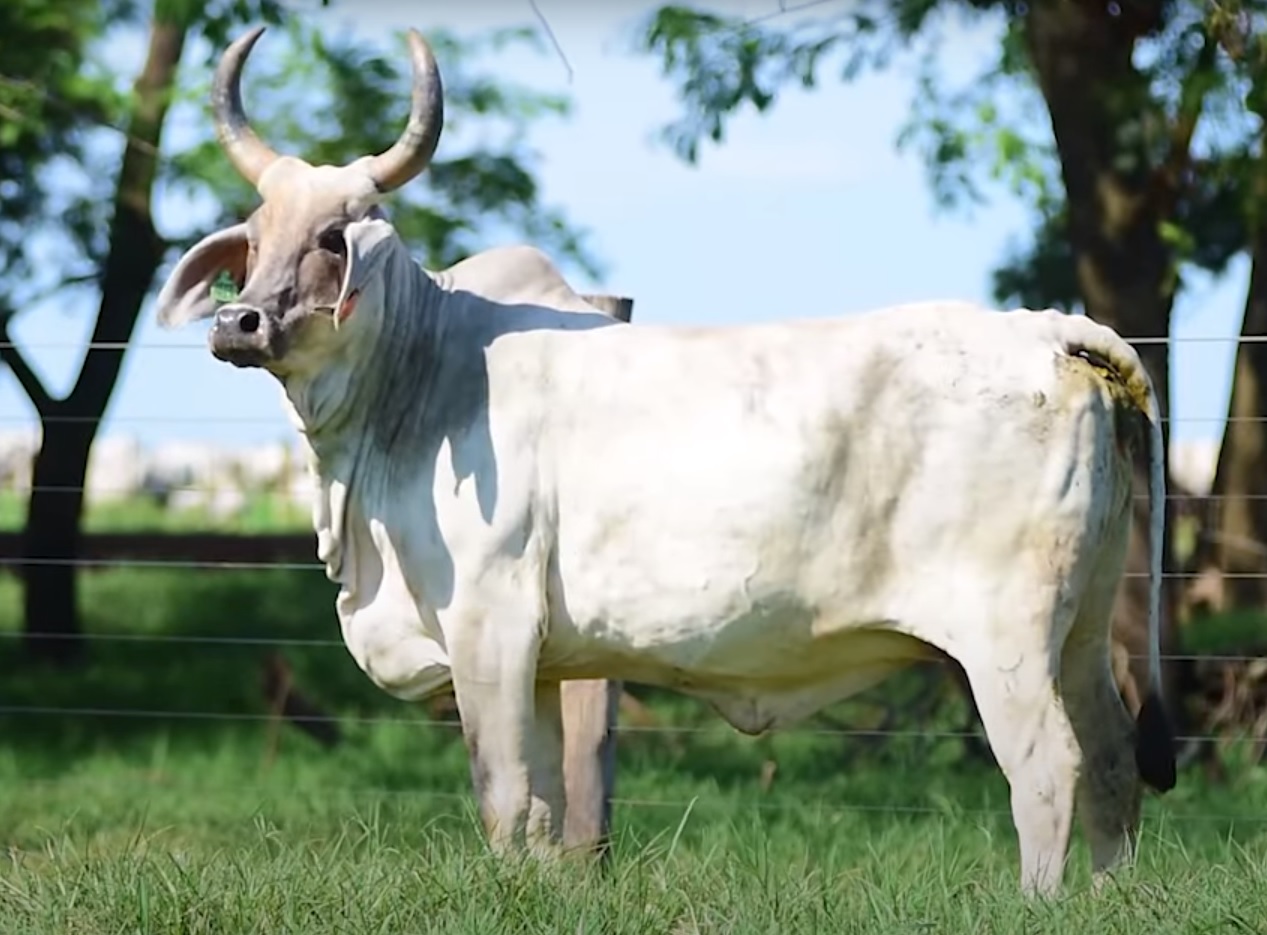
[1057, 312, 1177, 793]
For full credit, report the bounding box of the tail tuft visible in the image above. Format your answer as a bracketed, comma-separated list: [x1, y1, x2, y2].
[1135, 690, 1177, 793]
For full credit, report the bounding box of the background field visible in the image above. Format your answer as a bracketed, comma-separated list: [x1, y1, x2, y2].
[2, 502, 1267, 933]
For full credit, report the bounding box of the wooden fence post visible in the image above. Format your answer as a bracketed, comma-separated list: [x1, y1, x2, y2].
[558, 293, 633, 859]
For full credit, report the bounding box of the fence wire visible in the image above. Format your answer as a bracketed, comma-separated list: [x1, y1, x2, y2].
[0, 702, 1257, 749]
[8, 776, 1266, 826]
[5, 333, 1267, 351]
[3, 332, 1267, 835]
[3, 0, 1266, 843]
[0, 628, 1260, 668]
[0, 556, 1250, 577]
[0, 486, 1244, 500]
[0, 414, 1251, 425]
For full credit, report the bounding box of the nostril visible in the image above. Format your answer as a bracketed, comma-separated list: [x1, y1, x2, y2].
[238, 309, 261, 334]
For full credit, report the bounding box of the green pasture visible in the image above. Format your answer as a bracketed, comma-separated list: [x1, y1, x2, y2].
[0, 500, 1265, 932]
[0, 489, 310, 534]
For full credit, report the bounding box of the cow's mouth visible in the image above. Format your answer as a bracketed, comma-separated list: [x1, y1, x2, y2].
[211, 343, 272, 369]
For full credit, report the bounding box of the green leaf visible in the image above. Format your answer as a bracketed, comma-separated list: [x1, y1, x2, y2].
[639, 0, 1263, 313]
[1158, 219, 1197, 257]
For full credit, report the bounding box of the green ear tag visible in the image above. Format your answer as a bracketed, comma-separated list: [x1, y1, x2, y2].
[210, 270, 239, 305]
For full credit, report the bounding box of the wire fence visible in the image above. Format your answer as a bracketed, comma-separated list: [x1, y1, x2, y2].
[3, 698, 1267, 828]
[10, 776, 1267, 827]
[0, 627, 1256, 664]
[0, 534, 1262, 831]
[0, 485, 1250, 501]
[0, 556, 1249, 578]
[4, 333, 1267, 350]
[0, 701, 1258, 749]
[5, 0, 1267, 843]
[10, 776, 1263, 830]
[0, 413, 1255, 425]
[0, 67, 1261, 831]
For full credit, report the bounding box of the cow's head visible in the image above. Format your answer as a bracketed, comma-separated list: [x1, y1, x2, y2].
[154, 26, 441, 376]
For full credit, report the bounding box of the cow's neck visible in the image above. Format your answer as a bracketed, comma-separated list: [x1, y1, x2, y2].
[281, 246, 451, 581]
[287, 250, 447, 464]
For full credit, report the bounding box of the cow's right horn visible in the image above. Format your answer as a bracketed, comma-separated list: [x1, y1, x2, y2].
[362, 29, 444, 193]
[212, 25, 282, 188]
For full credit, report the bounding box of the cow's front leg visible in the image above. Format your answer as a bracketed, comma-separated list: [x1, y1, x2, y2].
[449, 619, 565, 857]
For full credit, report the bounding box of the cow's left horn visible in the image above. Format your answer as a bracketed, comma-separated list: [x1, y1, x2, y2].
[363, 29, 444, 193]
[212, 25, 282, 188]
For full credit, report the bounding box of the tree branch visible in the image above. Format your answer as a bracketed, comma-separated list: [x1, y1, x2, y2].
[69, 15, 186, 410]
[1156, 27, 1219, 211]
[14, 271, 101, 313]
[0, 315, 53, 416]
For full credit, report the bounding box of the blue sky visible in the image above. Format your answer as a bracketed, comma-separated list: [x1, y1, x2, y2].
[0, 0, 1248, 459]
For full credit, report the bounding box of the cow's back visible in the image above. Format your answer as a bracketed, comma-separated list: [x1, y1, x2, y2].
[434, 245, 623, 321]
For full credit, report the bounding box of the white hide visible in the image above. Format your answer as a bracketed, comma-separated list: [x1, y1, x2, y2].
[165, 229, 1167, 895]
[144, 17, 1171, 887]
[307, 275, 1161, 712]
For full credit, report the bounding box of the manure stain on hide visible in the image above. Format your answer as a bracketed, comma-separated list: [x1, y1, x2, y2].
[1055, 353, 1149, 460]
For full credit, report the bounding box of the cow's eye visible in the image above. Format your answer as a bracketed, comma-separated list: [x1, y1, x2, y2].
[317, 228, 346, 256]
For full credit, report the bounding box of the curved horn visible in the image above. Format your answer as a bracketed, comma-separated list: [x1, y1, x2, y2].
[363, 29, 445, 193]
[211, 25, 282, 188]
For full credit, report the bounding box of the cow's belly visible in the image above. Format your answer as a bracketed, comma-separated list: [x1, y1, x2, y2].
[542, 513, 935, 690]
[543, 444, 935, 682]
[539, 611, 933, 733]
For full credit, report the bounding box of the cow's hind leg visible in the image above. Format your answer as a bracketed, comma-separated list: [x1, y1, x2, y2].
[450, 618, 566, 858]
[958, 619, 1080, 897]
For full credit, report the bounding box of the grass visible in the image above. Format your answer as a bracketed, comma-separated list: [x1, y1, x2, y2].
[0, 490, 310, 533]
[3, 568, 1267, 931]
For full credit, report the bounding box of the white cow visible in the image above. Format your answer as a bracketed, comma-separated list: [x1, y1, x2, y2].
[154, 26, 1176, 896]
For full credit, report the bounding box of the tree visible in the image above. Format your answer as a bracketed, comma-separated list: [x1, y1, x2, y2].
[0, 0, 600, 664]
[638, 0, 1267, 706]
[2, 0, 215, 666]
[1191, 4, 1267, 614]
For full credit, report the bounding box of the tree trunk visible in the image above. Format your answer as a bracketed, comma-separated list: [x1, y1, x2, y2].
[1204, 111, 1267, 612]
[21, 422, 94, 663]
[20, 16, 188, 664]
[1208, 233, 1267, 608]
[1023, 0, 1183, 702]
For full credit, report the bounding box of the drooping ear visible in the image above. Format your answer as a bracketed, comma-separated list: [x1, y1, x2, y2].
[154, 223, 249, 329]
[332, 217, 400, 324]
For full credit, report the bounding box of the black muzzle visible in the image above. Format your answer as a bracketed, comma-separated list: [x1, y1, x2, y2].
[209, 303, 274, 368]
